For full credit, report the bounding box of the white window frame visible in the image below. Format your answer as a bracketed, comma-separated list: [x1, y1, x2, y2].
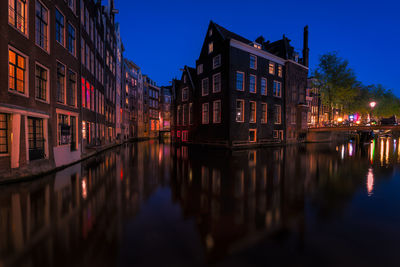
[236, 71, 245, 91]
[213, 54, 221, 69]
[56, 60, 67, 105]
[35, 0, 50, 53]
[213, 100, 221, 124]
[8, 0, 29, 37]
[250, 54, 257, 70]
[55, 8, 65, 47]
[212, 73, 221, 93]
[273, 80, 282, 98]
[67, 22, 76, 57]
[261, 77, 267, 96]
[249, 74, 257, 93]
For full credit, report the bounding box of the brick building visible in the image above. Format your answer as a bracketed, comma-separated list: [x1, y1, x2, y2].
[172, 21, 309, 147]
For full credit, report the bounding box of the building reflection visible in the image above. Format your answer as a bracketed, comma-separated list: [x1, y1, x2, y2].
[170, 145, 305, 263]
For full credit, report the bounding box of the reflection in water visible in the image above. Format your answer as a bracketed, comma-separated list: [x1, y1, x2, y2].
[0, 139, 400, 266]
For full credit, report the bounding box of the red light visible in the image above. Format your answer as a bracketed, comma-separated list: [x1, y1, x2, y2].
[120, 169, 123, 180]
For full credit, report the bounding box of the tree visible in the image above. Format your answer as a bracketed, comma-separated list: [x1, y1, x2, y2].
[313, 52, 357, 119]
[369, 84, 400, 118]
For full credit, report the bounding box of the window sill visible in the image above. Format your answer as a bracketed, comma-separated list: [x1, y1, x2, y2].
[8, 23, 28, 39]
[0, 153, 10, 157]
[36, 98, 50, 104]
[8, 90, 28, 98]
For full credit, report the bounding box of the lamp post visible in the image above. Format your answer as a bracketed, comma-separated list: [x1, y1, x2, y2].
[369, 101, 376, 123]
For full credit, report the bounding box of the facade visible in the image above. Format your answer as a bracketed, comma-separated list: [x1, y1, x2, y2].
[123, 59, 139, 140]
[0, 0, 129, 176]
[160, 86, 172, 132]
[172, 21, 309, 147]
[143, 76, 160, 139]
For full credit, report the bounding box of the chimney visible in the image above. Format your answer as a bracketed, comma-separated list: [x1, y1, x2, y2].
[303, 25, 309, 67]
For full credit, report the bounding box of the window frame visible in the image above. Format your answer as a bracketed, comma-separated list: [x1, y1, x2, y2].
[201, 78, 209, 96]
[261, 103, 267, 124]
[8, 0, 29, 36]
[35, 0, 49, 52]
[274, 104, 282, 124]
[8, 46, 29, 97]
[212, 72, 221, 93]
[249, 129, 257, 143]
[213, 54, 221, 69]
[249, 74, 257, 93]
[273, 80, 282, 98]
[55, 8, 65, 46]
[261, 77, 267, 96]
[182, 87, 188, 101]
[236, 71, 245, 91]
[249, 101, 256, 123]
[269, 62, 275, 75]
[202, 103, 209, 124]
[67, 22, 76, 56]
[35, 62, 50, 103]
[56, 61, 66, 104]
[0, 113, 9, 155]
[197, 64, 203, 74]
[250, 54, 257, 70]
[67, 69, 77, 107]
[213, 100, 221, 124]
[236, 99, 244, 123]
[208, 42, 213, 54]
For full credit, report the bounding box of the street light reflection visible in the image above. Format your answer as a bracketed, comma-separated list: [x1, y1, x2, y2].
[367, 168, 374, 196]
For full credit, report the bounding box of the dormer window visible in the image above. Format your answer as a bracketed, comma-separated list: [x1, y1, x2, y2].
[250, 55, 257, 69]
[208, 42, 213, 54]
[253, 43, 261, 49]
[197, 64, 203, 74]
[209, 29, 213, 36]
[213, 54, 221, 69]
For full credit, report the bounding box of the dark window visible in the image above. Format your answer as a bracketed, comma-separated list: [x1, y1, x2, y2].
[58, 114, 70, 145]
[35, 1, 48, 50]
[57, 63, 65, 103]
[0, 114, 9, 154]
[55, 9, 64, 45]
[35, 64, 47, 101]
[9, 49, 26, 93]
[67, 23, 75, 55]
[67, 70, 76, 106]
[236, 72, 244, 91]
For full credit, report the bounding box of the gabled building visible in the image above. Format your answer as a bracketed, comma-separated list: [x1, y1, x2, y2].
[172, 21, 309, 147]
[159, 86, 172, 134]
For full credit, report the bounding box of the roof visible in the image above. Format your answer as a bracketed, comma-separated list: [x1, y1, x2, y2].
[212, 21, 251, 44]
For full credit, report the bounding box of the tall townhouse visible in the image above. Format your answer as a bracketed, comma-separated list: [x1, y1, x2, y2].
[145, 77, 160, 138]
[115, 22, 123, 142]
[173, 21, 309, 147]
[0, 0, 81, 174]
[123, 59, 139, 140]
[159, 86, 172, 133]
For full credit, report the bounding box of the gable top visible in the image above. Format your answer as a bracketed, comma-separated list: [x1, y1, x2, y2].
[212, 21, 251, 44]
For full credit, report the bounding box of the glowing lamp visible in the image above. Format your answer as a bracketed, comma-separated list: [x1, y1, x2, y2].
[370, 101, 376, 108]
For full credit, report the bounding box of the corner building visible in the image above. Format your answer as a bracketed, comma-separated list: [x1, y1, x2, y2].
[173, 21, 309, 147]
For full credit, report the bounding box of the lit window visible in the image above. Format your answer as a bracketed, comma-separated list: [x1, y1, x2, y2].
[261, 103, 267, 123]
[278, 65, 283, 77]
[213, 100, 221, 123]
[274, 105, 281, 124]
[250, 55, 257, 69]
[0, 114, 9, 154]
[81, 78, 85, 108]
[249, 75, 256, 93]
[212, 73, 221, 93]
[55, 9, 65, 45]
[213, 54, 221, 69]
[236, 100, 244, 122]
[236, 72, 244, 91]
[9, 49, 26, 94]
[273, 81, 282, 97]
[249, 101, 256, 123]
[208, 42, 213, 54]
[269, 62, 275, 75]
[35, 64, 48, 101]
[56, 62, 66, 103]
[202, 103, 209, 124]
[8, 0, 27, 34]
[249, 129, 256, 142]
[201, 78, 209, 96]
[35, 1, 48, 51]
[261, 78, 267, 95]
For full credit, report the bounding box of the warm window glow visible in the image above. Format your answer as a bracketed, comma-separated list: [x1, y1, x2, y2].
[208, 42, 213, 54]
[249, 101, 256, 123]
[236, 100, 244, 122]
[269, 62, 275, 75]
[202, 103, 209, 124]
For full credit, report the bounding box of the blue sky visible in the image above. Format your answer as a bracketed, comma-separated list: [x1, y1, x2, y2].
[114, 0, 400, 94]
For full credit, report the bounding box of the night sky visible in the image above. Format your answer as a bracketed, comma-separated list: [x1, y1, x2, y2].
[114, 0, 399, 94]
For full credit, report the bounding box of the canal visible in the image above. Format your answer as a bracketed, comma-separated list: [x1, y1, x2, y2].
[1, 138, 400, 266]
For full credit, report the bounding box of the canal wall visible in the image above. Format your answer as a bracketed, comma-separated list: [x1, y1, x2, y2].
[306, 131, 350, 143]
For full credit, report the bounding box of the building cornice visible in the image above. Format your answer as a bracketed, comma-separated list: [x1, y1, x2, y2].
[230, 39, 286, 65]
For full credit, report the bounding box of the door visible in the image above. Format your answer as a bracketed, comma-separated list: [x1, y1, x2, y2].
[28, 117, 45, 161]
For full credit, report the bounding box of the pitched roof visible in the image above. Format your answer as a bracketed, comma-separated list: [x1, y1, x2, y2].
[212, 21, 251, 44]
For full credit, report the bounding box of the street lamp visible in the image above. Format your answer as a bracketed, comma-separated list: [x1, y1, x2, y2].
[369, 101, 376, 123]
